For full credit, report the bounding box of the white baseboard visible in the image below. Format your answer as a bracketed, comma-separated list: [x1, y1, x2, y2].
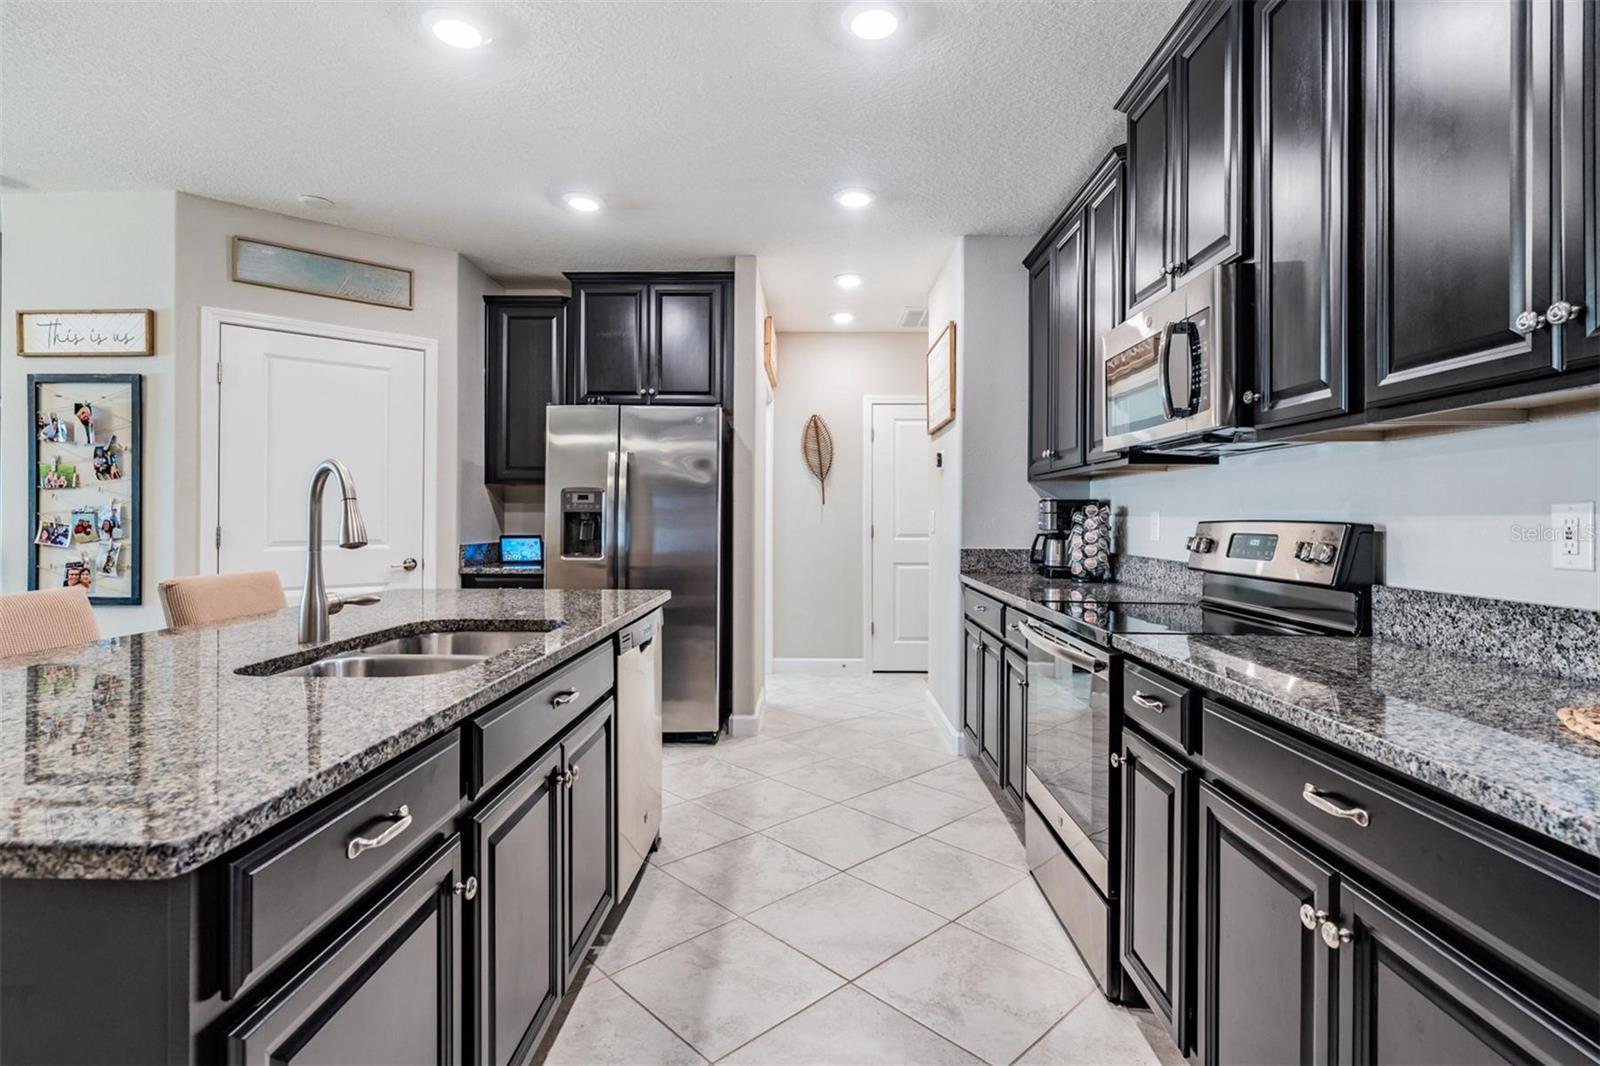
[921, 689, 964, 756]
[726, 687, 765, 738]
[772, 658, 867, 674]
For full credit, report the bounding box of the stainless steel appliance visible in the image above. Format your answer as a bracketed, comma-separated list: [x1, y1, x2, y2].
[1020, 519, 1378, 999]
[616, 609, 663, 892]
[1098, 263, 1245, 453]
[1031, 499, 1113, 581]
[545, 406, 727, 737]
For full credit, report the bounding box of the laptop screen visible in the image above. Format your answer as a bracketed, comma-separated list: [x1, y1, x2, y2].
[499, 535, 543, 565]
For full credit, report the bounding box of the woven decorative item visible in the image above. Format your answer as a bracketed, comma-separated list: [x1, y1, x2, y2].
[1557, 704, 1600, 743]
[801, 414, 835, 504]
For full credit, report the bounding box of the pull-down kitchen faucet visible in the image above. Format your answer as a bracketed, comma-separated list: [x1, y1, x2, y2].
[299, 459, 380, 643]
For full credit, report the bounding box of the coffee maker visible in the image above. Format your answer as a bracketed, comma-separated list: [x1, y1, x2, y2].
[1031, 499, 1113, 581]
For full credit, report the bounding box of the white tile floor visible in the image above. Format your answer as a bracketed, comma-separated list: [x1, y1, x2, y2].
[541, 673, 1180, 1066]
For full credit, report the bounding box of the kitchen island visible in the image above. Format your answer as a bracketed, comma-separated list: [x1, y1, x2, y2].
[0, 587, 668, 1064]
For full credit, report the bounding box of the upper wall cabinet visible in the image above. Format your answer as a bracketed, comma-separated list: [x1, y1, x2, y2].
[1119, 0, 1247, 316]
[1364, 0, 1600, 411]
[485, 296, 568, 484]
[567, 273, 733, 408]
[1025, 148, 1127, 480]
[1251, 0, 1356, 431]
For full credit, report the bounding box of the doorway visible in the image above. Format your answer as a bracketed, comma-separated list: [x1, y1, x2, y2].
[864, 398, 930, 672]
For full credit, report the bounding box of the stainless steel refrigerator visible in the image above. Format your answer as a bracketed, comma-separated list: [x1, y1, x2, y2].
[544, 405, 727, 736]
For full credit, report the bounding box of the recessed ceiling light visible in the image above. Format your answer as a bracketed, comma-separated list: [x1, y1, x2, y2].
[297, 194, 335, 209]
[848, 7, 900, 40]
[831, 311, 855, 326]
[563, 193, 603, 213]
[834, 188, 875, 209]
[425, 11, 488, 48]
[835, 273, 864, 289]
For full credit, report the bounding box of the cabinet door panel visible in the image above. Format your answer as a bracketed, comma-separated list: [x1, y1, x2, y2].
[1366, 0, 1554, 404]
[1196, 784, 1332, 1066]
[469, 750, 562, 1066]
[1121, 732, 1191, 1051]
[962, 622, 982, 742]
[486, 299, 566, 483]
[1557, 0, 1600, 364]
[650, 283, 724, 404]
[1255, 0, 1353, 428]
[1003, 648, 1027, 803]
[573, 285, 648, 403]
[1129, 82, 1175, 309]
[564, 699, 616, 979]
[1085, 157, 1125, 463]
[1177, 3, 1244, 273]
[1051, 218, 1087, 470]
[980, 637, 1002, 773]
[1028, 256, 1055, 478]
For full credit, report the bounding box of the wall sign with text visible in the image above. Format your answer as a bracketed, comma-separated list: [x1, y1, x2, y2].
[17, 310, 155, 357]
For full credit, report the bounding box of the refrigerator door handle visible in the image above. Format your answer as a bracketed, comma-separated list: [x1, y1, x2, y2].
[616, 450, 632, 588]
[606, 449, 620, 587]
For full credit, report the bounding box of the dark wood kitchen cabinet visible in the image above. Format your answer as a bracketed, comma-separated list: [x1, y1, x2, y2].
[1002, 647, 1027, 806]
[568, 273, 733, 408]
[979, 633, 1003, 776]
[562, 699, 616, 981]
[1195, 782, 1334, 1066]
[484, 296, 568, 483]
[224, 836, 465, 1065]
[1118, 0, 1247, 315]
[1025, 147, 1126, 479]
[1120, 730, 1193, 1053]
[1364, 0, 1600, 411]
[1557, 0, 1600, 364]
[1252, 0, 1357, 431]
[962, 620, 983, 745]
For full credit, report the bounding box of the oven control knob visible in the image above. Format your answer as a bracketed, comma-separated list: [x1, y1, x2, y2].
[1196, 536, 1216, 553]
[1295, 541, 1314, 562]
[1185, 536, 1198, 552]
[1313, 542, 1337, 565]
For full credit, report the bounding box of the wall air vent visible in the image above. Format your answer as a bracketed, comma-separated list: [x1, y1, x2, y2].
[898, 307, 930, 329]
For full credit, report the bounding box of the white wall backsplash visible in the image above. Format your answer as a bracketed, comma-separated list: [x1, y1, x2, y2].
[1096, 409, 1600, 610]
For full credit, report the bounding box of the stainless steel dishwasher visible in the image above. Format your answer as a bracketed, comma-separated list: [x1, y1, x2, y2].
[616, 609, 663, 893]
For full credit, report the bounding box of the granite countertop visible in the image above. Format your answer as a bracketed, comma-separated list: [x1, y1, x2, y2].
[459, 564, 545, 576]
[1114, 632, 1600, 858]
[960, 571, 1201, 608]
[0, 588, 668, 880]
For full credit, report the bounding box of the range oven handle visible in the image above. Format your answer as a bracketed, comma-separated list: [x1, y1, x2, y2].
[1159, 319, 1202, 420]
[1015, 618, 1107, 672]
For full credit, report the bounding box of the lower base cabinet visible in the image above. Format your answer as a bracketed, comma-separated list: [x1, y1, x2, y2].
[962, 622, 983, 744]
[224, 835, 465, 1065]
[563, 699, 617, 981]
[979, 637, 1002, 774]
[1120, 731, 1192, 1052]
[1002, 648, 1027, 804]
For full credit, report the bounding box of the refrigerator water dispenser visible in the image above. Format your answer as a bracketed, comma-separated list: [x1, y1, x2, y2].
[559, 488, 605, 558]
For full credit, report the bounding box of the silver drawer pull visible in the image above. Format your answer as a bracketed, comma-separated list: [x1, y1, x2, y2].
[1302, 783, 1369, 827]
[551, 689, 580, 706]
[453, 876, 478, 900]
[1131, 691, 1166, 713]
[346, 804, 413, 860]
[972, 604, 988, 613]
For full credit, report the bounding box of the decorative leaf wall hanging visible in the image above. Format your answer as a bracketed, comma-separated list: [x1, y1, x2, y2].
[801, 414, 835, 504]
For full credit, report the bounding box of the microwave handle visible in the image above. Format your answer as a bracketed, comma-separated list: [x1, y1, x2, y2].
[1160, 319, 1202, 420]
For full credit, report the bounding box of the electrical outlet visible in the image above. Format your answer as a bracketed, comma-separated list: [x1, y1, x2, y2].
[1149, 511, 1161, 542]
[1552, 502, 1595, 571]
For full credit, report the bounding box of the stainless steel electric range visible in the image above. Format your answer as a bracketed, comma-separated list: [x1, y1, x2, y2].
[1016, 520, 1380, 1000]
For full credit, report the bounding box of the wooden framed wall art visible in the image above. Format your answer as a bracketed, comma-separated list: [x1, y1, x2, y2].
[763, 315, 779, 389]
[28, 374, 143, 606]
[231, 236, 414, 310]
[925, 320, 956, 434]
[17, 310, 154, 356]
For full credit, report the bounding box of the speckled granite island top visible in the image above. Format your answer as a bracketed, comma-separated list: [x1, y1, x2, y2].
[0, 588, 668, 880]
[960, 571, 1201, 607]
[1113, 632, 1600, 858]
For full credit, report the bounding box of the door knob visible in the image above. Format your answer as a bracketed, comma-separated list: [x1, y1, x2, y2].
[392, 557, 419, 572]
[1546, 301, 1583, 326]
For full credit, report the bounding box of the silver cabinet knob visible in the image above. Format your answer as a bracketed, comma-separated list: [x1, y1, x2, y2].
[1108, 752, 1122, 768]
[1319, 921, 1353, 950]
[392, 557, 419, 572]
[1515, 309, 1546, 333]
[453, 876, 478, 900]
[1241, 389, 1258, 404]
[1039, 449, 1054, 459]
[1546, 301, 1583, 326]
[1298, 904, 1328, 931]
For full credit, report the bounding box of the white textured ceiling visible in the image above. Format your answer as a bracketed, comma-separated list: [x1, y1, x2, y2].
[1, 0, 1183, 331]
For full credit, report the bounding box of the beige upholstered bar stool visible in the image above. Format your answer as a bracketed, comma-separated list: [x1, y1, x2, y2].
[0, 586, 101, 657]
[159, 570, 288, 628]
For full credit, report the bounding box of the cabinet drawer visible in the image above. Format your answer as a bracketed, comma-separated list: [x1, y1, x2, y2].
[1123, 661, 1195, 754]
[962, 587, 1003, 631]
[1203, 700, 1600, 1015]
[223, 731, 462, 998]
[468, 643, 614, 797]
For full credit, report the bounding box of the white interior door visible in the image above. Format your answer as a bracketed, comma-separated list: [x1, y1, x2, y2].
[869, 402, 930, 671]
[217, 323, 426, 599]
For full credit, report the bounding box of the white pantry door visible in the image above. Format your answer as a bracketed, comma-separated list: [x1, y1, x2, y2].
[869, 402, 930, 671]
[217, 323, 426, 599]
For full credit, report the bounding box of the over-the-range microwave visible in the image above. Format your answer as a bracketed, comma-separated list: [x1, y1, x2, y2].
[1097, 263, 1254, 454]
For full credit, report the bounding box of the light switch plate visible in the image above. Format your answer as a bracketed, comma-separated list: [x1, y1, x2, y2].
[1149, 511, 1161, 543]
[1552, 502, 1595, 571]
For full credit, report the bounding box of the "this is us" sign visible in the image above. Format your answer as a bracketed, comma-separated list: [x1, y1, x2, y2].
[17, 309, 154, 356]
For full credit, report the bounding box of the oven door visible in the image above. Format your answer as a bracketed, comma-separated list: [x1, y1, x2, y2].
[1017, 616, 1117, 895]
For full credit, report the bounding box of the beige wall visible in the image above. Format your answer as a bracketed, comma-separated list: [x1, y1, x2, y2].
[772, 331, 927, 662]
[731, 256, 769, 727]
[458, 259, 505, 545]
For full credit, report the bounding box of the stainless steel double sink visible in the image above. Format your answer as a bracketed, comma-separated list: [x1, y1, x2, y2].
[259, 626, 564, 679]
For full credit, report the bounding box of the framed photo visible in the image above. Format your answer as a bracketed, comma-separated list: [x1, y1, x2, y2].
[232, 236, 414, 310]
[926, 320, 957, 434]
[763, 315, 779, 389]
[28, 374, 142, 605]
[16, 309, 154, 356]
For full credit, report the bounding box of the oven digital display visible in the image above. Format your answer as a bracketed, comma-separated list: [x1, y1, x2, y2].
[1227, 533, 1279, 561]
